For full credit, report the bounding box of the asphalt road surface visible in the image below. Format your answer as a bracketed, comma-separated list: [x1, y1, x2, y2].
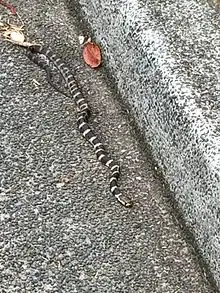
[0, 1, 217, 292]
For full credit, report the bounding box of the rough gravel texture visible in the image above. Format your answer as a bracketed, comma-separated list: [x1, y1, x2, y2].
[0, 0, 217, 292]
[73, 0, 220, 288]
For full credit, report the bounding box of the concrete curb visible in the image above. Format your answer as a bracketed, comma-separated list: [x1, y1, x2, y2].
[74, 0, 220, 287]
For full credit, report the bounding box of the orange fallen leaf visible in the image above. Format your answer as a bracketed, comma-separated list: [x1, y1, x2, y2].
[82, 41, 102, 68]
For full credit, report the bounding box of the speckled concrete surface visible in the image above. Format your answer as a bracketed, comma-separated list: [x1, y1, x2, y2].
[70, 0, 220, 288]
[0, 1, 217, 292]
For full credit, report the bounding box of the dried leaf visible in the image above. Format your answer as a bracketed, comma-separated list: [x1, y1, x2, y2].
[10, 31, 24, 43]
[82, 41, 102, 68]
[0, 0, 17, 15]
[0, 21, 38, 47]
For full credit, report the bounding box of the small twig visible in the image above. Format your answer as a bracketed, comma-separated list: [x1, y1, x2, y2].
[32, 79, 41, 86]
[16, 12, 24, 26]
[0, 36, 39, 48]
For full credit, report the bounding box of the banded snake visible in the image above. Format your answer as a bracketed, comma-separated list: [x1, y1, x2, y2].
[26, 44, 133, 208]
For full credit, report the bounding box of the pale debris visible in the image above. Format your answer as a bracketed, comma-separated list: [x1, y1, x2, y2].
[0, 21, 39, 47]
[78, 35, 92, 46]
[78, 35, 85, 45]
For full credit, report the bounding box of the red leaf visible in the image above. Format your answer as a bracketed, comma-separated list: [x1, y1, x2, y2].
[82, 42, 102, 68]
[0, 0, 17, 14]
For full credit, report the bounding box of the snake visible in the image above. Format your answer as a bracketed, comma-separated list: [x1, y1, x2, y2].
[26, 44, 133, 208]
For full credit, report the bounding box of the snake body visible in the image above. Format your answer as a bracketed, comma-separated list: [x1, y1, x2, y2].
[27, 45, 132, 208]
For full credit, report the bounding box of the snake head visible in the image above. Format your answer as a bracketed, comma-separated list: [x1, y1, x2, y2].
[29, 44, 43, 53]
